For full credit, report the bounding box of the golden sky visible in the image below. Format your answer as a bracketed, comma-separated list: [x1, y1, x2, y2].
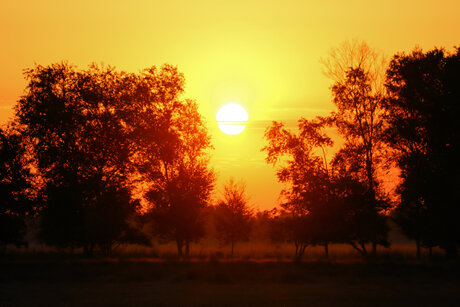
[1, 0, 459, 209]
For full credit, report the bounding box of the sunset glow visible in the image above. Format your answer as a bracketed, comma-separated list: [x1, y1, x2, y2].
[1, 1, 460, 305]
[216, 103, 249, 135]
[1, 0, 460, 210]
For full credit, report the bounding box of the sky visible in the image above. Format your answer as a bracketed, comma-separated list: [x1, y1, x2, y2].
[1, 0, 459, 210]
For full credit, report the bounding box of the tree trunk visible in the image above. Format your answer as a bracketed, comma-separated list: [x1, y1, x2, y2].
[372, 241, 377, 256]
[83, 244, 94, 257]
[361, 241, 367, 256]
[416, 238, 421, 260]
[349, 241, 365, 256]
[324, 243, 329, 258]
[185, 241, 190, 257]
[300, 244, 307, 259]
[231, 240, 234, 258]
[176, 239, 183, 257]
[295, 243, 307, 262]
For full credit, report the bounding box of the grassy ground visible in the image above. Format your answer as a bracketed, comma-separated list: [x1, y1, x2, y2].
[19, 240, 441, 261]
[1, 259, 459, 306]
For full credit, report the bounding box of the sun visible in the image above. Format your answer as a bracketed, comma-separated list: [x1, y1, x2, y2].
[216, 103, 249, 135]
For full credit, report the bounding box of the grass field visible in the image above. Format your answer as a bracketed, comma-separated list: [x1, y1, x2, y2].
[1, 258, 459, 306]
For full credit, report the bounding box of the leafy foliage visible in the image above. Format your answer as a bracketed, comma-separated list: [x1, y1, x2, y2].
[14, 62, 213, 256]
[214, 179, 253, 256]
[15, 63, 149, 254]
[0, 128, 33, 251]
[128, 66, 215, 257]
[328, 46, 390, 254]
[385, 47, 460, 258]
[263, 117, 340, 259]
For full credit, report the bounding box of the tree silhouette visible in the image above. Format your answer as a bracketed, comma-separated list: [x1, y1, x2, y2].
[268, 209, 313, 261]
[0, 127, 33, 253]
[323, 41, 391, 254]
[329, 171, 390, 255]
[214, 179, 253, 257]
[322, 39, 387, 94]
[263, 117, 339, 259]
[14, 63, 212, 256]
[385, 47, 460, 258]
[328, 64, 390, 254]
[15, 63, 147, 254]
[129, 66, 215, 257]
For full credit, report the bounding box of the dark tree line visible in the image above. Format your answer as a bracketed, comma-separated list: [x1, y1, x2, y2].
[1, 63, 215, 256]
[264, 42, 460, 259]
[385, 47, 460, 259]
[263, 116, 388, 259]
[1, 44, 459, 260]
[0, 127, 33, 253]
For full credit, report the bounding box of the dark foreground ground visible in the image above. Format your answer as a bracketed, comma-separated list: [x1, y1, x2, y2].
[1, 259, 459, 306]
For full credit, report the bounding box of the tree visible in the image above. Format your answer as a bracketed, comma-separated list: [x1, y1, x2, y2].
[0, 127, 33, 253]
[263, 117, 338, 259]
[268, 209, 313, 261]
[326, 40, 390, 254]
[15, 63, 147, 254]
[330, 171, 390, 256]
[385, 47, 460, 258]
[129, 66, 215, 257]
[322, 39, 387, 94]
[145, 157, 214, 257]
[17, 63, 214, 257]
[214, 179, 253, 257]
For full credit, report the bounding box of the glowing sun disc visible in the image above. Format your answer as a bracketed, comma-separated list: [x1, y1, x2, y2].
[216, 104, 248, 135]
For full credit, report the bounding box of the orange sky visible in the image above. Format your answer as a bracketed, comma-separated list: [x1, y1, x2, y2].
[1, 0, 459, 210]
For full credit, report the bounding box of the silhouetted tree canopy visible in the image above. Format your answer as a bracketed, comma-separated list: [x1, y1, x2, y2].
[6, 43, 460, 261]
[329, 173, 390, 255]
[214, 179, 253, 257]
[15, 63, 150, 254]
[322, 39, 387, 95]
[263, 117, 341, 259]
[13, 62, 213, 256]
[262, 41, 393, 259]
[385, 47, 460, 258]
[327, 42, 390, 254]
[127, 66, 215, 257]
[0, 127, 33, 252]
